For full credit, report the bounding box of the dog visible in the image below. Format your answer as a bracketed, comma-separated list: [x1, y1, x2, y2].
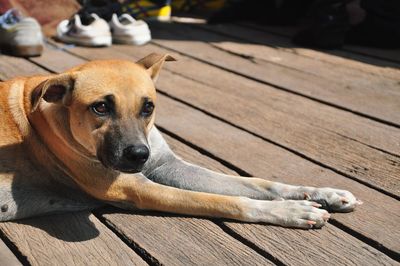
[0, 53, 361, 228]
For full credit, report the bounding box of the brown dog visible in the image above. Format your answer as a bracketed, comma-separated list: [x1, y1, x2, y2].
[0, 54, 361, 228]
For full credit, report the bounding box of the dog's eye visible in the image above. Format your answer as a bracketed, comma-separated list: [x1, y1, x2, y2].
[140, 101, 154, 117]
[91, 102, 110, 116]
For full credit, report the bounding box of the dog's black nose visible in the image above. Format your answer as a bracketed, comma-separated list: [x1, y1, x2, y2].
[123, 145, 149, 163]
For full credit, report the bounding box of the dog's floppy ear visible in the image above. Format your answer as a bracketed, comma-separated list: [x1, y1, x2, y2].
[31, 73, 75, 112]
[136, 53, 176, 83]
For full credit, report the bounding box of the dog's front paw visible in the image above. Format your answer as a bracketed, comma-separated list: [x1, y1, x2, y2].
[246, 199, 330, 229]
[305, 188, 362, 212]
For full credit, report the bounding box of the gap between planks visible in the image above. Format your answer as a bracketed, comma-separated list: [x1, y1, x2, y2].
[0, 231, 23, 266]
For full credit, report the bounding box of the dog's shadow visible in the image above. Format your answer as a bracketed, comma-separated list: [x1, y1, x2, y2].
[10, 211, 101, 242]
[0, 143, 104, 242]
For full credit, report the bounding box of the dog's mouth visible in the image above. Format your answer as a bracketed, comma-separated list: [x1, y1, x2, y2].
[97, 154, 145, 173]
[113, 165, 144, 174]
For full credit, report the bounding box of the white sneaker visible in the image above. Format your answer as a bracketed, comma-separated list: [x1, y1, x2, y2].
[0, 9, 43, 57]
[57, 14, 111, 47]
[109, 14, 151, 45]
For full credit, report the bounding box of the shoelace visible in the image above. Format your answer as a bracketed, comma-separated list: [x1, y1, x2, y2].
[0, 9, 22, 26]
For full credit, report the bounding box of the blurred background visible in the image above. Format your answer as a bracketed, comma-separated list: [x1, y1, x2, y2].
[1, 0, 399, 49]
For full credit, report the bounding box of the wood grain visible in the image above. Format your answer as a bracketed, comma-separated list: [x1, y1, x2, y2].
[195, 23, 400, 103]
[0, 55, 48, 80]
[156, 95, 400, 255]
[231, 23, 400, 79]
[149, 22, 400, 126]
[163, 134, 399, 265]
[0, 238, 21, 266]
[101, 210, 272, 266]
[224, 223, 398, 266]
[181, 23, 400, 85]
[0, 212, 146, 266]
[30, 44, 87, 72]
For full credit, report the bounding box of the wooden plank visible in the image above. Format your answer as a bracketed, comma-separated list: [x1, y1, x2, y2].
[0, 212, 146, 266]
[224, 223, 399, 266]
[2, 49, 274, 265]
[0, 238, 21, 266]
[3, 44, 399, 258]
[149, 22, 400, 127]
[30, 43, 87, 72]
[0, 55, 48, 80]
[237, 22, 400, 80]
[156, 94, 400, 255]
[240, 22, 400, 64]
[195, 23, 400, 91]
[161, 133, 399, 265]
[101, 210, 272, 265]
[56, 43, 400, 196]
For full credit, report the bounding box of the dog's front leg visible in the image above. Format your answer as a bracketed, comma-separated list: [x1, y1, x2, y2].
[147, 159, 360, 212]
[144, 128, 361, 212]
[74, 172, 330, 228]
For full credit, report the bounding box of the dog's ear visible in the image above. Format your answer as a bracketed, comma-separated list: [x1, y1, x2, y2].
[31, 73, 75, 112]
[136, 53, 176, 83]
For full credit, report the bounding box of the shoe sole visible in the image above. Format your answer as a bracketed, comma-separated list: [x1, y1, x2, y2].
[0, 44, 43, 57]
[57, 35, 112, 47]
[113, 35, 151, 46]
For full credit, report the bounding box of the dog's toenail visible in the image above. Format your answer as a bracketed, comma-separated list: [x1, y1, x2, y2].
[304, 192, 311, 200]
[340, 196, 349, 202]
[1, 204, 8, 212]
[307, 220, 316, 228]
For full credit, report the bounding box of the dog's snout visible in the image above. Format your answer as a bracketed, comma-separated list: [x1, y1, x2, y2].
[123, 145, 149, 163]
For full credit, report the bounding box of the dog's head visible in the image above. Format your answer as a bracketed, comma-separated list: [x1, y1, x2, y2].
[31, 53, 175, 173]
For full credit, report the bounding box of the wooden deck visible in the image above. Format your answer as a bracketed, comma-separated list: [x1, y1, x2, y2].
[0, 20, 399, 265]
